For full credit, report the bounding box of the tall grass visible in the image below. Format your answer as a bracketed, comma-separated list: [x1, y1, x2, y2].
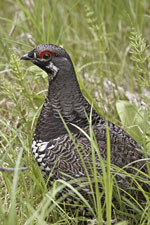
[0, 0, 150, 224]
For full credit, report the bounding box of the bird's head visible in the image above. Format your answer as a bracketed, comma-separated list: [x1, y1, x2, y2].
[21, 44, 71, 80]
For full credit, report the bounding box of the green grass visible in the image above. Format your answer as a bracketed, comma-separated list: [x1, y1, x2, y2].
[0, 0, 150, 224]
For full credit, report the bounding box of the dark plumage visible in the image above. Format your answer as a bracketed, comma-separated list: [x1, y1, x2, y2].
[21, 44, 147, 213]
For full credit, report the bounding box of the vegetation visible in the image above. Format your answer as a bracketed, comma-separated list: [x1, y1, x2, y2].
[0, 0, 150, 224]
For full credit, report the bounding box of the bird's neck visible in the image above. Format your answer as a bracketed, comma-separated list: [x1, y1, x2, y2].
[35, 60, 90, 141]
[48, 62, 88, 114]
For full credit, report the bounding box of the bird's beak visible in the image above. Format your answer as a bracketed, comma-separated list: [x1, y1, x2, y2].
[20, 53, 31, 60]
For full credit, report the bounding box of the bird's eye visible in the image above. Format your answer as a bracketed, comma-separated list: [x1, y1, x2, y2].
[38, 51, 55, 59]
[43, 53, 51, 59]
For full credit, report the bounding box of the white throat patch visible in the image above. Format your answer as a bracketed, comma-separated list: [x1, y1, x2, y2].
[46, 62, 59, 79]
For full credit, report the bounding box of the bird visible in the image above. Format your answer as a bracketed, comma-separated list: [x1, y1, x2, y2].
[21, 44, 147, 214]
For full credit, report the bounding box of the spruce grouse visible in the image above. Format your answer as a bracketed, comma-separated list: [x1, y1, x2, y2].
[21, 44, 147, 210]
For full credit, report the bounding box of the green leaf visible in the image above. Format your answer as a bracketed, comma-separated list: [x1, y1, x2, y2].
[116, 100, 147, 144]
